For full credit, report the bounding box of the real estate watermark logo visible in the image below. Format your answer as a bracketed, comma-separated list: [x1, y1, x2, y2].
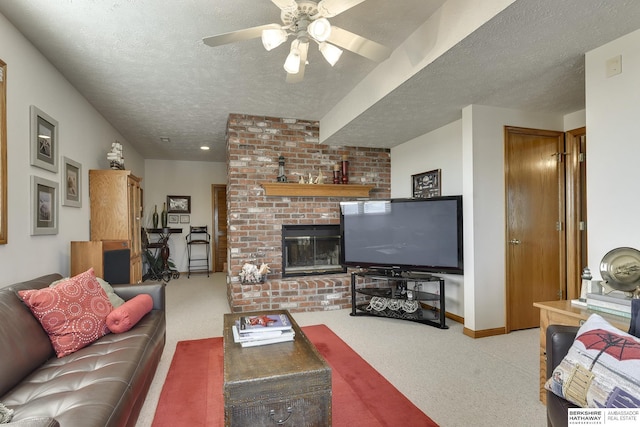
[568, 408, 639, 426]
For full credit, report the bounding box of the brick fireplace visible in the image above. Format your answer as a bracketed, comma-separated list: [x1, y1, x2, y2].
[226, 114, 391, 313]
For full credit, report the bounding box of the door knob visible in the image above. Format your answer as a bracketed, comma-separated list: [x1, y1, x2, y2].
[509, 239, 521, 245]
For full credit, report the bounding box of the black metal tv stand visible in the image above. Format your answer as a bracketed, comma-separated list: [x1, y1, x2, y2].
[350, 270, 447, 329]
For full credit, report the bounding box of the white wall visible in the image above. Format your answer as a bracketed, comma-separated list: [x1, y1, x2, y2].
[462, 105, 563, 331]
[0, 14, 143, 286]
[585, 29, 640, 280]
[391, 119, 463, 198]
[564, 109, 586, 131]
[143, 159, 226, 273]
[390, 104, 579, 331]
[390, 120, 464, 316]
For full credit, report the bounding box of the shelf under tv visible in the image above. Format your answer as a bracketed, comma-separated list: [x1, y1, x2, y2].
[350, 270, 448, 329]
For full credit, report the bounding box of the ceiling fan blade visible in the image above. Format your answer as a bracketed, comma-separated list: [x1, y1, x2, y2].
[286, 42, 309, 83]
[316, 0, 368, 18]
[327, 26, 391, 62]
[203, 24, 281, 47]
[271, 0, 298, 13]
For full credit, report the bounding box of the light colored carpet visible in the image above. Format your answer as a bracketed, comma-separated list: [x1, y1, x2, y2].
[136, 273, 547, 427]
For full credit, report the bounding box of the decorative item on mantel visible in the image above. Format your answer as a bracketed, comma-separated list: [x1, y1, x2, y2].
[107, 141, 124, 170]
[277, 155, 287, 182]
[239, 263, 270, 283]
[295, 169, 326, 184]
[333, 164, 341, 184]
[341, 155, 349, 184]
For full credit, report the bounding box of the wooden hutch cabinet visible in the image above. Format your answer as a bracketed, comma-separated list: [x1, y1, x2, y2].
[86, 169, 142, 283]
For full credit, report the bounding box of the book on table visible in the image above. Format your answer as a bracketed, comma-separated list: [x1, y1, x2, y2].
[232, 323, 295, 347]
[586, 292, 631, 318]
[238, 313, 293, 334]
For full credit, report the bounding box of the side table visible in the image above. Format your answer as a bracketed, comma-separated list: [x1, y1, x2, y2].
[145, 227, 182, 281]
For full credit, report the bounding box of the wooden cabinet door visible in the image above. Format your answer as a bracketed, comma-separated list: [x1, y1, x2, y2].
[127, 175, 142, 257]
[89, 170, 142, 283]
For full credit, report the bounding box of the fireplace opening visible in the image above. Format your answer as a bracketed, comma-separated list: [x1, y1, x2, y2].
[282, 224, 346, 277]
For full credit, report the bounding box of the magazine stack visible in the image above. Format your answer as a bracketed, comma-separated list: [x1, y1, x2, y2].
[232, 313, 295, 347]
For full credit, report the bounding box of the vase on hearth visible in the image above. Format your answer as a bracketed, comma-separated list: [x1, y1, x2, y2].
[161, 203, 168, 228]
[152, 205, 159, 229]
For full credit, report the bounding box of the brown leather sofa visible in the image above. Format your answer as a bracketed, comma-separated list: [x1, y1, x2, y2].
[0, 274, 166, 427]
[546, 324, 580, 427]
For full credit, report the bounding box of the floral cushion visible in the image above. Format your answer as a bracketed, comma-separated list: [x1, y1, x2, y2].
[19, 268, 114, 358]
[51, 275, 125, 307]
[545, 313, 640, 408]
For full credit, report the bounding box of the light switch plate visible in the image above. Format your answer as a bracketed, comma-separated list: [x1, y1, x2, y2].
[606, 55, 622, 77]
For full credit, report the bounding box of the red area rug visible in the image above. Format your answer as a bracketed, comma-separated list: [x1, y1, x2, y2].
[152, 324, 438, 426]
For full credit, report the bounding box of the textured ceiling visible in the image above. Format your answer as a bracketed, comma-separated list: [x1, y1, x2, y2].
[324, 0, 640, 148]
[1, 0, 640, 162]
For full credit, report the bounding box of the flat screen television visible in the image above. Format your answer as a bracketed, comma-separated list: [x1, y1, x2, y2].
[340, 196, 463, 274]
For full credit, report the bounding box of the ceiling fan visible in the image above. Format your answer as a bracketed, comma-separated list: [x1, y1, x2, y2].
[202, 0, 391, 83]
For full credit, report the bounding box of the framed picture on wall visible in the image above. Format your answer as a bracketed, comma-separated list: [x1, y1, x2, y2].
[412, 169, 441, 198]
[167, 195, 191, 214]
[168, 214, 179, 224]
[31, 175, 59, 235]
[30, 105, 59, 173]
[180, 215, 190, 224]
[62, 156, 81, 207]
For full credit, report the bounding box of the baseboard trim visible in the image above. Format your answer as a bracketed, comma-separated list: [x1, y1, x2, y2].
[463, 326, 507, 339]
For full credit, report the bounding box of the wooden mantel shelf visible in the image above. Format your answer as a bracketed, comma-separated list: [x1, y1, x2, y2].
[261, 182, 374, 198]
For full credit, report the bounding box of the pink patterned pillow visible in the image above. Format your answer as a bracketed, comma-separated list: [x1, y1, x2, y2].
[106, 294, 153, 333]
[18, 268, 114, 358]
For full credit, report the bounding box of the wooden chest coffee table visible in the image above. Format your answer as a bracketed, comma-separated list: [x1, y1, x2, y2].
[223, 310, 332, 426]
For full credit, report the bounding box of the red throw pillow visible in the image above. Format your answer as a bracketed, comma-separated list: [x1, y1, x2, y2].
[106, 294, 153, 333]
[18, 268, 113, 358]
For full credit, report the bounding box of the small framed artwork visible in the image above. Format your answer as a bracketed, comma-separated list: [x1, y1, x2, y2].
[180, 215, 190, 224]
[62, 156, 81, 207]
[167, 195, 191, 214]
[31, 176, 59, 235]
[168, 214, 179, 224]
[30, 106, 59, 173]
[412, 169, 441, 199]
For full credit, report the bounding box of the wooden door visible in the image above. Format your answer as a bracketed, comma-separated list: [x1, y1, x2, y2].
[505, 127, 566, 331]
[211, 185, 227, 272]
[565, 128, 588, 300]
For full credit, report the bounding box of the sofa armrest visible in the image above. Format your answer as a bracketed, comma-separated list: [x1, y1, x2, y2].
[546, 325, 579, 375]
[546, 325, 580, 427]
[112, 282, 165, 311]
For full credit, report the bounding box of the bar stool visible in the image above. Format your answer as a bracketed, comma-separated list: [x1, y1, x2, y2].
[185, 225, 211, 277]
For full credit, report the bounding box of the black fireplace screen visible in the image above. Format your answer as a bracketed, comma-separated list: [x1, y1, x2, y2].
[282, 224, 346, 277]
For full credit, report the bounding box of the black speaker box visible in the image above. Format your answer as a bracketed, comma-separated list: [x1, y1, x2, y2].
[103, 249, 131, 285]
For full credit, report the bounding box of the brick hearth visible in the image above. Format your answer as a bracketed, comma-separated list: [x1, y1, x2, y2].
[226, 114, 391, 313]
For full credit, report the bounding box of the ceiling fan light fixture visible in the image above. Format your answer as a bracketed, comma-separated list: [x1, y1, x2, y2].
[262, 28, 288, 51]
[284, 40, 301, 74]
[284, 50, 301, 74]
[308, 18, 331, 42]
[319, 42, 342, 66]
[271, 0, 299, 13]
